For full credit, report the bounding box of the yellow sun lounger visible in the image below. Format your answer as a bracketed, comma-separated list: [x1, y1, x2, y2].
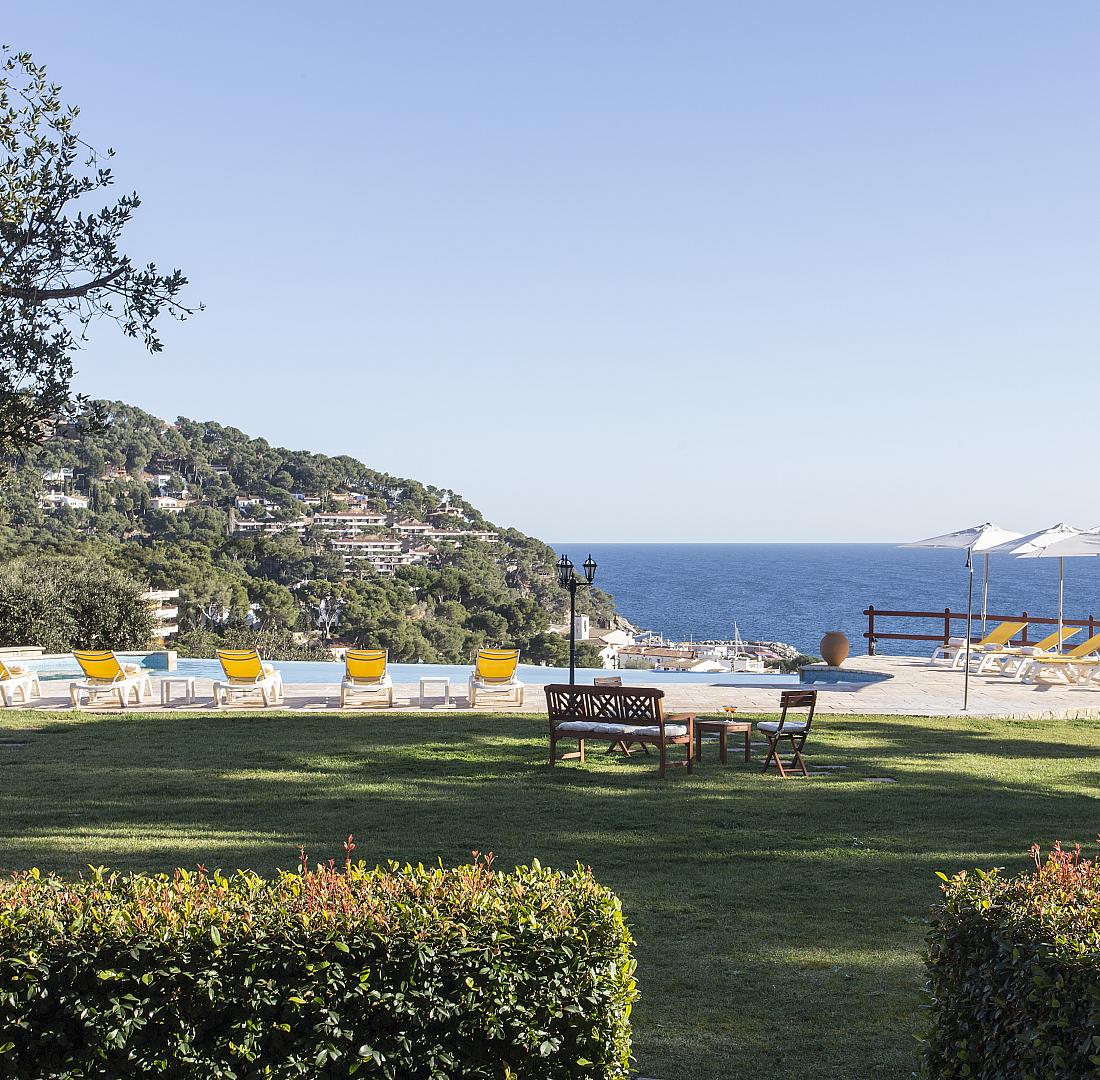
[214, 649, 284, 707]
[972, 626, 1082, 677]
[1018, 633, 1100, 685]
[929, 621, 1027, 670]
[0, 659, 41, 706]
[468, 648, 524, 708]
[340, 649, 393, 707]
[70, 651, 153, 708]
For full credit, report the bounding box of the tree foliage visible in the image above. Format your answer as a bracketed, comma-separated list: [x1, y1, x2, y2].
[0, 555, 153, 652]
[0, 48, 194, 456]
[0, 400, 621, 662]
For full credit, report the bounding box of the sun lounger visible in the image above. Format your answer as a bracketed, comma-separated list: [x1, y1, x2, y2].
[0, 659, 41, 706]
[70, 650, 153, 708]
[340, 649, 393, 707]
[971, 626, 1082, 677]
[468, 648, 524, 708]
[929, 620, 1027, 670]
[1018, 633, 1100, 685]
[213, 649, 284, 707]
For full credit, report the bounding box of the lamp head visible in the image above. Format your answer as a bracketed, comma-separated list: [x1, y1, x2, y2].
[582, 554, 597, 584]
[556, 553, 574, 588]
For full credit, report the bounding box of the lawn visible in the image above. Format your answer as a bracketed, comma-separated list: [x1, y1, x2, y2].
[0, 708, 1097, 1080]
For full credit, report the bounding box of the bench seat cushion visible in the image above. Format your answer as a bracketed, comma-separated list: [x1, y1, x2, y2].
[757, 720, 809, 734]
[556, 721, 688, 738]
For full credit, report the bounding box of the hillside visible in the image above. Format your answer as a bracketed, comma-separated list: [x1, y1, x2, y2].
[0, 401, 616, 663]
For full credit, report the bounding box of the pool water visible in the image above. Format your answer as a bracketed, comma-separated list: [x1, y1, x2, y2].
[30, 656, 889, 688]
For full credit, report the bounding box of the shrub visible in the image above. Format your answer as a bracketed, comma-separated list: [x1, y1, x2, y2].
[922, 842, 1100, 1078]
[0, 854, 638, 1079]
[0, 556, 153, 652]
[173, 624, 334, 662]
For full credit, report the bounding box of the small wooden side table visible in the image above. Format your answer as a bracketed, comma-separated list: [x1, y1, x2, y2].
[695, 717, 752, 764]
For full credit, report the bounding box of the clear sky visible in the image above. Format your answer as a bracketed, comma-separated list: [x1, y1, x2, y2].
[8, 3, 1100, 542]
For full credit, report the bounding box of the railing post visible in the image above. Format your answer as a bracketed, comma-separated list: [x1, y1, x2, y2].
[944, 608, 951, 646]
[867, 605, 875, 655]
[1091, 615, 1096, 641]
[1021, 612, 1028, 646]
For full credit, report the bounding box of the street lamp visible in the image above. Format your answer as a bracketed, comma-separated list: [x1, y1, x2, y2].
[556, 552, 597, 684]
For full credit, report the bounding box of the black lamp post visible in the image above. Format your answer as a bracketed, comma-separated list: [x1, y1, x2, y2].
[556, 553, 597, 684]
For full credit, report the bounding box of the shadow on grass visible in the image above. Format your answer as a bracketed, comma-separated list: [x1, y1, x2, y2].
[2, 708, 1096, 1080]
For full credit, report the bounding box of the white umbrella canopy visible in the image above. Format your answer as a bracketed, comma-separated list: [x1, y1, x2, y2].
[985, 522, 1081, 555]
[901, 523, 1024, 710]
[901, 523, 1024, 633]
[1012, 526, 1098, 649]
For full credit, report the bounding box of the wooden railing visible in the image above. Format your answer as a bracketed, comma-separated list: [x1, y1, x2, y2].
[862, 606, 1100, 655]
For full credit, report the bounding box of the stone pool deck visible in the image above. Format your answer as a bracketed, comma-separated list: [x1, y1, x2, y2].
[13, 654, 1100, 719]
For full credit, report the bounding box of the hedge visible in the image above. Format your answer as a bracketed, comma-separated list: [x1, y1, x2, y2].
[0, 854, 638, 1079]
[922, 842, 1100, 1078]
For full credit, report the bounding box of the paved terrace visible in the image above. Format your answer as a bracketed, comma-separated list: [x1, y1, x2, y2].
[15, 654, 1100, 719]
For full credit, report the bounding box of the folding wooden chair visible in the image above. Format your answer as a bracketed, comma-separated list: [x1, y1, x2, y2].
[758, 690, 818, 778]
[594, 676, 650, 756]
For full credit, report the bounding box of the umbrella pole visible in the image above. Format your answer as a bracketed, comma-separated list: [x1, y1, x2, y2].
[964, 549, 973, 712]
[1058, 557, 1064, 653]
[981, 553, 989, 636]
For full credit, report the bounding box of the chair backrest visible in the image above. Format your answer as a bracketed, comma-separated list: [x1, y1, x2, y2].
[73, 650, 125, 682]
[775, 689, 818, 734]
[474, 649, 520, 682]
[544, 683, 665, 728]
[593, 676, 623, 686]
[1066, 632, 1100, 658]
[1030, 627, 1082, 652]
[0, 659, 18, 681]
[216, 649, 265, 681]
[345, 649, 387, 680]
[978, 620, 1028, 647]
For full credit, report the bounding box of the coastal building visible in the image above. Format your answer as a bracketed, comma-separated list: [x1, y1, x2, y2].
[149, 495, 190, 515]
[330, 536, 405, 574]
[329, 537, 435, 574]
[312, 510, 386, 533]
[394, 519, 433, 538]
[40, 492, 89, 511]
[230, 515, 310, 536]
[40, 467, 74, 488]
[142, 589, 180, 639]
[431, 499, 464, 520]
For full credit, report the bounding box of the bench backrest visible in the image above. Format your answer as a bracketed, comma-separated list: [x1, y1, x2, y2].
[544, 683, 666, 728]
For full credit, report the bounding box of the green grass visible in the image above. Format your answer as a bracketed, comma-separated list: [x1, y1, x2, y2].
[0, 709, 1097, 1079]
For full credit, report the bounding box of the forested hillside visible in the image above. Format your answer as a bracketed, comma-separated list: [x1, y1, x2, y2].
[0, 402, 615, 663]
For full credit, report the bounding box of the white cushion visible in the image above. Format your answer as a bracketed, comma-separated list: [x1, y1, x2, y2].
[556, 721, 687, 738]
[757, 720, 808, 734]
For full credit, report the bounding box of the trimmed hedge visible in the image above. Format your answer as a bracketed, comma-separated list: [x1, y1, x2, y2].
[0, 854, 637, 1079]
[923, 843, 1100, 1078]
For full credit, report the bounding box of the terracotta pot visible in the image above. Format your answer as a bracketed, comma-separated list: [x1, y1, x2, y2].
[819, 631, 849, 667]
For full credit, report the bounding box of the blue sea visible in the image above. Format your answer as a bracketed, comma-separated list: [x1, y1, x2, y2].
[558, 544, 1100, 657]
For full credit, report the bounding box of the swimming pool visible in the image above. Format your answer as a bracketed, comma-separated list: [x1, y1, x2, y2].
[30, 656, 806, 687]
[28, 656, 889, 688]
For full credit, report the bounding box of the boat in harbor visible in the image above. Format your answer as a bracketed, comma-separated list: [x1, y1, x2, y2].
[729, 623, 766, 672]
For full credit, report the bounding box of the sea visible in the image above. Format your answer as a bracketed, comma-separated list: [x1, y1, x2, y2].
[556, 544, 1100, 657]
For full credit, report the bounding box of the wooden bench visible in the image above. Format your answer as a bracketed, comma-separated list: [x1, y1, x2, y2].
[544, 684, 695, 779]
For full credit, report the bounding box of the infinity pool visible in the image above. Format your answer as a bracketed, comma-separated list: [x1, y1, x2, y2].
[28, 656, 888, 688]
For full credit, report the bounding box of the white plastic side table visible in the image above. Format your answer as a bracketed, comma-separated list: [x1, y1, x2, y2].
[419, 677, 451, 709]
[160, 676, 197, 705]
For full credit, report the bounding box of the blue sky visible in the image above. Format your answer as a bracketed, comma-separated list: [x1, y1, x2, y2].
[8, 3, 1100, 542]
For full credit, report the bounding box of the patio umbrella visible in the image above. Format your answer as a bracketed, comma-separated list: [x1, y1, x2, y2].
[901, 523, 1024, 710]
[1010, 526, 1099, 650]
